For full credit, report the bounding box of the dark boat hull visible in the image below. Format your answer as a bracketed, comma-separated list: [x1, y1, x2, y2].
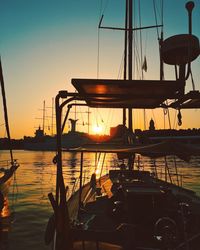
[67, 170, 200, 250]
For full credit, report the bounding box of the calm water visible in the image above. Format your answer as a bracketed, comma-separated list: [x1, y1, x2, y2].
[0, 150, 200, 250]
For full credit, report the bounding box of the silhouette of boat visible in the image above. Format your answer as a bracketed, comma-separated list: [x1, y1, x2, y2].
[46, 1, 200, 249]
[24, 120, 92, 151]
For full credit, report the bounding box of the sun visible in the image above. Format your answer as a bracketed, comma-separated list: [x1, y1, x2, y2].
[92, 125, 103, 134]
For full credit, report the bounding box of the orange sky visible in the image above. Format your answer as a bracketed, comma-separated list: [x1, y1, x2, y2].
[0, 0, 200, 139]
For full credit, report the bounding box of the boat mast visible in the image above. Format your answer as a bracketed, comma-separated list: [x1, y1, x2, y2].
[99, 0, 162, 132]
[0, 58, 14, 163]
[123, 0, 133, 131]
[128, 0, 133, 132]
[43, 100, 46, 134]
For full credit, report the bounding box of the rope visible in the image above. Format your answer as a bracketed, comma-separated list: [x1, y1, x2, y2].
[133, 32, 142, 79]
[97, 0, 103, 79]
[151, 109, 157, 129]
[101, 0, 110, 15]
[153, 0, 160, 39]
[190, 70, 196, 91]
[117, 53, 125, 79]
[104, 109, 113, 134]
[97, 26, 101, 79]
[96, 0, 114, 133]
[173, 109, 178, 129]
[177, 109, 182, 126]
[97, 0, 110, 79]
[163, 101, 172, 129]
[161, 0, 164, 32]
[133, 0, 141, 79]
[138, 0, 144, 79]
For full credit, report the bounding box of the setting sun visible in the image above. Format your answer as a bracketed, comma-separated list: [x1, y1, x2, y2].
[92, 125, 102, 134]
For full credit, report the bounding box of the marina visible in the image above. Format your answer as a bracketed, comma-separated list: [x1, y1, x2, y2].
[0, 0, 200, 250]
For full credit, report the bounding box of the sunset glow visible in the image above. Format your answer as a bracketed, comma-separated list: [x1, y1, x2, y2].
[0, 0, 200, 139]
[92, 125, 103, 135]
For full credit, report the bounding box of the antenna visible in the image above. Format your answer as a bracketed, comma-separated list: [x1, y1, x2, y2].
[185, 1, 194, 35]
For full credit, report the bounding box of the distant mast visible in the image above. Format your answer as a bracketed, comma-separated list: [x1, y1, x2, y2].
[42, 100, 45, 134]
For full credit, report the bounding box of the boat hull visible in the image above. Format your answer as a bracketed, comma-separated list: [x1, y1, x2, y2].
[67, 170, 200, 249]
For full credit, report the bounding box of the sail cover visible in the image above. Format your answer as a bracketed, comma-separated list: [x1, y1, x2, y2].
[65, 140, 200, 161]
[72, 78, 185, 109]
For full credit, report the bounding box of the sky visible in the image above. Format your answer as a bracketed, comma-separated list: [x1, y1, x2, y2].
[0, 0, 200, 139]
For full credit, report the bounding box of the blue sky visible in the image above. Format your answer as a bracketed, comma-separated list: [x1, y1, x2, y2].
[0, 0, 200, 138]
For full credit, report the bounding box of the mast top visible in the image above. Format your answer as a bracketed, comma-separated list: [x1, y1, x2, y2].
[185, 1, 195, 13]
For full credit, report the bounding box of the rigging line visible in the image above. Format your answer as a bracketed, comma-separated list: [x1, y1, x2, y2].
[153, 0, 160, 39]
[190, 70, 196, 91]
[144, 29, 148, 56]
[133, 29, 141, 78]
[97, 0, 110, 79]
[97, 0, 102, 79]
[163, 109, 166, 129]
[94, 108, 98, 126]
[133, 0, 136, 78]
[133, 1, 142, 79]
[138, 0, 146, 129]
[138, 0, 143, 79]
[173, 109, 178, 130]
[166, 103, 172, 129]
[102, 0, 110, 15]
[151, 109, 157, 129]
[133, 22, 142, 79]
[104, 108, 114, 134]
[99, 0, 103, 18]
[78, 105, 84, 127]
[117, 53, 124, 79]
[156, 0, 162, 22]
[134, 42, 141, 79]
[97, 28, 100, 79]
[143, 109, 146, 130]
[95, 108, 104, 125]
[161, 0, 164, 33]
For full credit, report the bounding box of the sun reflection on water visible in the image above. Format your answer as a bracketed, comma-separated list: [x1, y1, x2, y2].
[0, 151, 199, 250]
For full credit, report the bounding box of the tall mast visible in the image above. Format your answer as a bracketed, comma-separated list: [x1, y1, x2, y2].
[0, 58, 14, 163]
[99, 0, 162, 131]
[128, 0, 133, 132]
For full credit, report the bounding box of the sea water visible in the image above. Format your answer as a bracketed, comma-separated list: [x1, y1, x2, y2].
[0, 150, 199, 250]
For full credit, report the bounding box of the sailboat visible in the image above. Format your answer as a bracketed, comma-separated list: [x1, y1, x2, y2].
[0, 58, 19, 213]
[46, 1, 200, 249]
